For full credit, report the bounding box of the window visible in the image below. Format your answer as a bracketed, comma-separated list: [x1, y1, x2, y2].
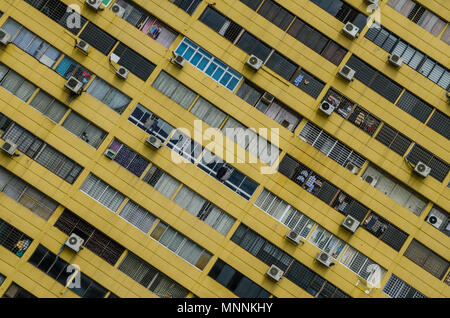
[339, 246, 386, 281]
[196, 151, 259, 200]
[236, 31, 272, 62]
[396, 91, 433, 123]
[387, 0, 446, 37]
[111, 43, 156, 81]
[0, 274, 4, 286]
[0, 166, 59, 221]
[441, 26, 450, 45]
[254, 188, 316, 237]
[112, 0, 178, 48]
[55, 56, 93, 88]
[174, 37, 243, 91]
[118, 200, 157, 234]
[382, 274, 426, 298]
[208, 259, 270, 298]
[173, 186, 236, 235]
[310, 0, 367, 30]
[80, 174, 126, 212]
[169, 0, 202, 15]
[25, 0, 88, 35]
[299, 122, 367, 169]
[375, 124, 412, 156]
[79, 22, 117, 55]
[29, 90, 68, 123]
[86, 77, 131, 114]
[426, 110, 450, 140]
[257, 0, 294, 31]
[404, 239, 450, 279]
[2, 18, 62, 68]
[425, 206, 450, 237]
[406, 144, 450, 182]
[309, 226, 346, 259]
[2, 283, 36, 298]
[189, 97, 227, 128]
[106, 140, 149, 177]
[287, 18, 347, 65]
[0, 116, 83, 184]
[236, 81, 302, 132]
[0, 63, 37, 102]
[290, 67, 325, 98]
[152, 71, 197, 110]
[143, 164, 181, 199]
[0, 217, 33, 257]
[266, 51, 297, 81]
[231, 223, 350, 298]
[28, 245, 109, 298]
[362, 213, 408, 251]
[62, 112, 107, 149]
[199, 7, 244, 43]
[362, 164, 428, 216]
[150, 221, 213, 270]
[346, 55, 403, 103]
[167, 131, 204, 164]
[323, 88, 381, 136]
[128, 104, 175, 142]
[54, 210, 125, 265]
[118, 252, 190, 297]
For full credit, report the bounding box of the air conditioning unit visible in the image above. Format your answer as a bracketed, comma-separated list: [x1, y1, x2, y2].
[171, 53, 185, 68]
[338, 65, 356, 81]
[0, 29, 11, 46]
[75, 40, 90, 54]
[345, 161, 360, 174]
[388, 54, 403, 67]
[116, 66, 129, 79]
[426, 211, 444, 229]
[266, 264, 284, 282]
[342, 22, 359, 39]
[64, 76, 83, 95]
[445, 91, 450, 104]
[0, 139, 17, 156]
[365, 0, 379, 5]
[261, 92, 274, 104]
[146, 134, 162, 149]
[104, 149, 117, 159]
[246, 54, 263, 71]
[414, 161, 431, 178]
[285, 230, 303, 245]
[341, 215, 360, 233]
[64, 233, 85, 253]
[85, 0, 102, 11]
[315, 252, 335, 267]
[111, 3, 126, 18]
[319, 101, 335, 116]
[280, 120, 290, 128]
[364, 175, 378, 187]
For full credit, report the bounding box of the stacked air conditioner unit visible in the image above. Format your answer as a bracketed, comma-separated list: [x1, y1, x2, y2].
[64, 76, 83, 95]
[266, 264, 284, 282]
[426, 211, 444, 229]
[364, 174, 378, 187]
[414, 161, 431, 178]
[104, 149, 117, 159]
[65, 233, 85, 253]
[285, 230, 303, 245]
[319, 101, 335, 116]
[116, 66, 129, 79]
[111, 3, 126, 18]
[338, 65, 356, 81]
[315, 252, 335, 267]
[76, 40, 90, 55]
[342, 22, 359, 39]
[0, 29, 11, 46]
[171, 53, 185, 68]
[345, 161, 360, 174]
[341, 215, 360, 233]
[261, 92, 274, 104]
[0, 140, 17, 156]
[246, 55, 263, 71]
[85, 0, 102, 11]
[388, 54, 403, 67]
[146, 134, 162, 149]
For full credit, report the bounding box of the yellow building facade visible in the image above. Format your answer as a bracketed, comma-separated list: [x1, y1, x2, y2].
[0, 0, 448, 298]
